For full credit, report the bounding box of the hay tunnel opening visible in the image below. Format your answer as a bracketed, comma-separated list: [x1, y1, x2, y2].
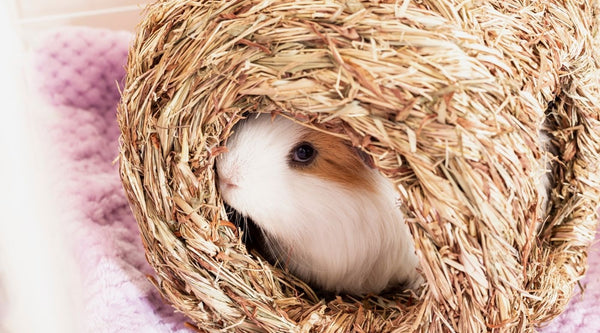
[214, 111, 425, 300]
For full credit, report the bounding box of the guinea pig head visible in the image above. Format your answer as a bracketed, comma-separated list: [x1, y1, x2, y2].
[215, 114, 377, 238]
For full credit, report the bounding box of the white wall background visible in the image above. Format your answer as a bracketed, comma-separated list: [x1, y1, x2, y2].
[13, 0, 151, 46]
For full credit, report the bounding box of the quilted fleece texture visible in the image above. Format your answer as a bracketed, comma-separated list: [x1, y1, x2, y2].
[32, 26, 599, 332]
[33, 27, 190, 333]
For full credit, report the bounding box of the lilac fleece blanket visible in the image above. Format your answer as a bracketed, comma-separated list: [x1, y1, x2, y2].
[33, 27, 599, 332]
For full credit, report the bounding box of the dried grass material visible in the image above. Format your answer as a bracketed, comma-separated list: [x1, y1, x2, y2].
[118, 0, 600, 332]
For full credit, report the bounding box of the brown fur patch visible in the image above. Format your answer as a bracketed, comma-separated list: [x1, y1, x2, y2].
[290, 129, 376, 192]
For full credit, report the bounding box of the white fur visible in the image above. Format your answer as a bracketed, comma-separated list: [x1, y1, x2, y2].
[537, 131, 553, 216]
[216, 114, 421, 294]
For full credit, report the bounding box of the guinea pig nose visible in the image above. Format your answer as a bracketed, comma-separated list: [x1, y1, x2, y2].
[219, 176, 238, 189]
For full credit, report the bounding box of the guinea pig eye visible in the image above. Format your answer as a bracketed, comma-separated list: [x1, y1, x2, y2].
[290, 142, 316, 165]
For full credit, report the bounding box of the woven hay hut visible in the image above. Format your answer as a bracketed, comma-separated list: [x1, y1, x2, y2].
[118, 0, 600, 331]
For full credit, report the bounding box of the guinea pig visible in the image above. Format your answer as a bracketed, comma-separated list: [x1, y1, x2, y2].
[216, 113, 422, 295]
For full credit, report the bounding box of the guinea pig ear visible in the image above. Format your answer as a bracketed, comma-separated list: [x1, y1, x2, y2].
[353, 146, 376, 169]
